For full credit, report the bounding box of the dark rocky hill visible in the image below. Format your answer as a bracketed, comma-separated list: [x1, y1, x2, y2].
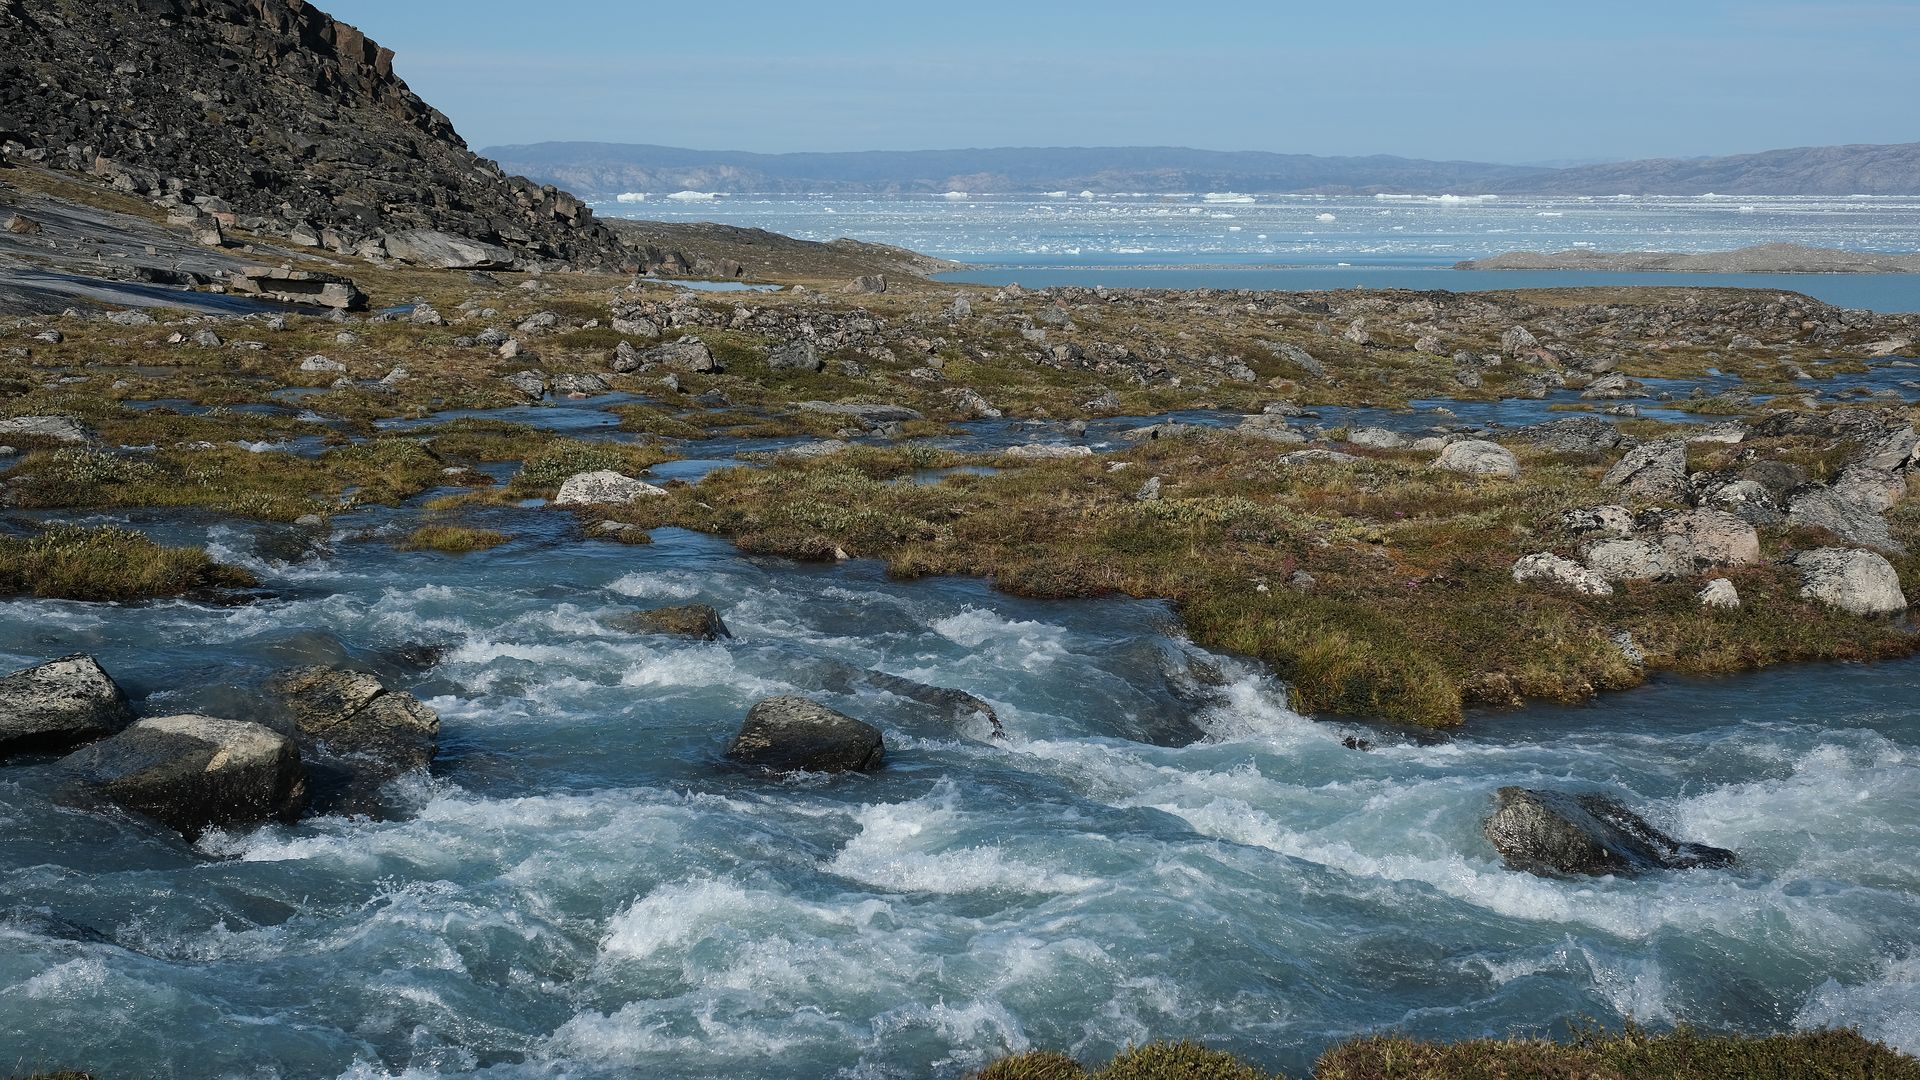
[0, 0, 633, 270]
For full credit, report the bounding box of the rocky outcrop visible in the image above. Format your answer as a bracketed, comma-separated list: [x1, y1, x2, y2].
[1484, 787, 1735, 877]
[1791, 548, 1908, 615]
[0, 0, 634, 269]
[725, 695, 884, 774]
[0, 655, 133, 758]
[552, 471, 666, 506]
[227, 266, 365, 310]
[611, 603, 732, 641]
[57, 714, 308, 837]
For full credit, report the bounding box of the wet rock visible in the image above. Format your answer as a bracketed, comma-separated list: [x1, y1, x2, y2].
[57, 715, 308, 838]
[1791, 547, 1908, 615]
[269, 667, 439, 774]
[766, 340, 824, 373]
[854, 671, 1005, 739]
[611, 603, 732, 641]
[0, 655, 134, 759]
[1602, 439, 1688, 501]
[725, 695, 884, 773]
[553, 471, 666, 506]
[1434, 439, 1519, 478]
[1485, 787, 1735, 877]
[1512, 552, 1614, 596]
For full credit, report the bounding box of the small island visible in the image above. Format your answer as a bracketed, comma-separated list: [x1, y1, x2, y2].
[1458, 242, 1920, 274]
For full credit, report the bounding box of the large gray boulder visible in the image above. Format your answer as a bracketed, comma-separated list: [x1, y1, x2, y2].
[1523, 416, 1626, 455]
[1792, 547, 1908, 615]
[0, 415, 93, 444]
[0, 655, 134, 758]
[766, 340, 825, 373]
[646, 337, 722, 373]
[58, 715, 308, 837]
[1653, 509, 1762, 570]
[1484, 787, 1735, 877]
[1582, 538, 1677, 583]
[725, 695, 884, 774]
[380, 230, 515, 270]
[1434, 439, 1520, 478]
[553, 471, 667, 506]
[1603, 439, 1688, 501]
[1788, 488, 1903, 553]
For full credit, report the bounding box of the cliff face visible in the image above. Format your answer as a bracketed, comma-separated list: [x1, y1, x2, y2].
[0, 0, 635, 269]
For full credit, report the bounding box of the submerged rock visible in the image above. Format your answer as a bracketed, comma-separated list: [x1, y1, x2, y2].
[1484, 786, 1735, 877]
[857, 670, 1005, 739]
[611, 603, 732, 641]
[725, 695, 884, 774]
[0, 655, 134, 759]
[58, 715, 308, 837]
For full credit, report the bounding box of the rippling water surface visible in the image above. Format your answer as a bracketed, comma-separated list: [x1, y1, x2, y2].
[2, 492, 1918, 1077]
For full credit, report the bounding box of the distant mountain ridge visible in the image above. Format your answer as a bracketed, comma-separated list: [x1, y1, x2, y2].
[485, 141, 1920, 197]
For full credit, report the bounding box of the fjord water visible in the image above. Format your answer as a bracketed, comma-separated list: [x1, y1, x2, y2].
[600, 192, 1920, 311]
[2, 504, 1918, 1079]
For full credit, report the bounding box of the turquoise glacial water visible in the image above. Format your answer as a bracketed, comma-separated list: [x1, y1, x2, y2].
[1, 495, 1917, 1078]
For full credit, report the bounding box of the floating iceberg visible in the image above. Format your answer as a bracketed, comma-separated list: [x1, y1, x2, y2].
[667, 190, 721, 201]
[942, 191, 971, 200]
[615, 192, 648, 203]
[1316, 213, 1337, 222]
[1203, 192, 1256, 204]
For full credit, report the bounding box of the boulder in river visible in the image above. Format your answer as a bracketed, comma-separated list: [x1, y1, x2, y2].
[611, 603, 732, 641]
[725, 695, 884, 774]
[0, 655, 134, 758]
[553, 471, 667, 506]
[58, 715, 308, 837]
[270, 667, 439, 772]
[1484, 786, 1735, 877]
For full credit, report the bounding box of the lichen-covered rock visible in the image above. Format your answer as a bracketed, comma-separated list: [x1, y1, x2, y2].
[1523, 417, 1626, 455]
[1697, 578, 1741, 608]
[0, 415, 92, 443]
[765, 340, 824, 372]
[552, 471, 666, 506]
[1792, 547, 1908, 615]
[0, 655, 133, 758]
[1512, 553, 1614, 596]
[1582, 538, 1678, 583]
[1433, 439, 1519, 478]
[725, 695, 884, 774]
[57, 715, 308, 837]
[611, 603, 732, 641]
[1788, 489, 1903, 553]
[645, 337, 721, 373]
[1484, 786, 1735, 877]
[1602, 439, 1688, 501]
[1347, 427, 1410, 450]
[1653, 509, 1762, 570]
[1562, 505, 1633, 538]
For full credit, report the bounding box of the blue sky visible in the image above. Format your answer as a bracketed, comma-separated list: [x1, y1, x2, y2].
[322, 0, 1919, 163]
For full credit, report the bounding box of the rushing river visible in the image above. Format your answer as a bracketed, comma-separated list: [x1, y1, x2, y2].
[2, 481, 1918, 1077]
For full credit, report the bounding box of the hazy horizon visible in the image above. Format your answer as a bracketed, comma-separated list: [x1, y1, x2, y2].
[323, 0, 1920, 165]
